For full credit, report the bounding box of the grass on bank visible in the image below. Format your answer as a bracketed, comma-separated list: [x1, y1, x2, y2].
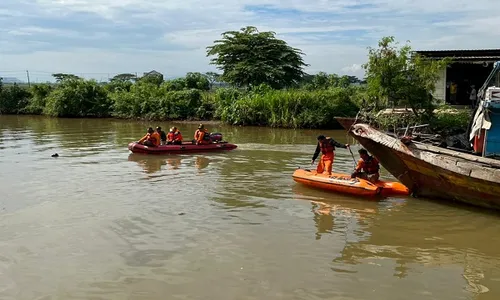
[0, 79, 470, 132]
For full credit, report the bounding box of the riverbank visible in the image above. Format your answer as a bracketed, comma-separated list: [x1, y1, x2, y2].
[0, 78, 470, 132]
[0, 79, 362, 129]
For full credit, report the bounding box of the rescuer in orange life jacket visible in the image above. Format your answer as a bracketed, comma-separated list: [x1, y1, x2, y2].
[351, 148, 380, 183]
[138, 127, 160, 147]
[167, 126, 183, 145]
[156, 126, 167, 145]
[311, 135, 349, 175]
[194, 124, 211, 145]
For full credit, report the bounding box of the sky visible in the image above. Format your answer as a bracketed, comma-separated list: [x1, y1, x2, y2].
[0, 0, 498, 82]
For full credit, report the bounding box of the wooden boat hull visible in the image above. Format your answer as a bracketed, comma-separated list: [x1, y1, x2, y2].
[128, 141, 237, 154]
[340, 122, 500, 210]
[335, 117, 358, 130]
[292, 168, 409, 198]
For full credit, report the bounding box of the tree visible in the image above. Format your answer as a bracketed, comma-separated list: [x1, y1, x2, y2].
[363, 36, 449, 116]
[185, 72, 210, 90]
[139, 71, 164, 86]
[300, 72, 355, 89]
[111, 73, 137, 82]
[206, 26, 308, 89]
[52, 73, 81, 82]
[205, 72, 221, 89]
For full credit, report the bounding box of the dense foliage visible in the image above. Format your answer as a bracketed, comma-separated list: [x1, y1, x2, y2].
[363, 36, 450, 117]
[0, 75, 362, 128]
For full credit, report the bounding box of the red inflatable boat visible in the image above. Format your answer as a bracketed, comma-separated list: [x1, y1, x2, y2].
[128, 132, 237, 154]
[128, 141, 237, 154]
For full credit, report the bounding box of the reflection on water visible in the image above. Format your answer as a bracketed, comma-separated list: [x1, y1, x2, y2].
[195, 156, 210, 170]
[127, 154, 210, 174]
[0, 115, 500, 300]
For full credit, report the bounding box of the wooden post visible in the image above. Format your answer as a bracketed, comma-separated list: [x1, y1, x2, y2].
[26, 70, 31, 87]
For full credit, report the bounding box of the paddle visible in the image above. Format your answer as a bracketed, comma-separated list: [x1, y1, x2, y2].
[347, 145, 357, 168]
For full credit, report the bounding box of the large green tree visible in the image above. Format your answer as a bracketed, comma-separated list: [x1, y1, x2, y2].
[111, 73, 137, 82]
[204, 72, 221, 89]
[52, 73, 81, 82]
[185, 72, 210, 90]
[363, 36, 449, 116]
[206, 26, 308, 89]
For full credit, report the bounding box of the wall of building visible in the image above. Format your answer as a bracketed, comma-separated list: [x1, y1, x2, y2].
[432, 67, 447, 103]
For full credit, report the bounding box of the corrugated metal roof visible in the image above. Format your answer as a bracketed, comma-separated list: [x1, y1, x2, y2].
[425, 56, 500, 59]
[415, 49, 500, 59]
[416, 49, 500, 52]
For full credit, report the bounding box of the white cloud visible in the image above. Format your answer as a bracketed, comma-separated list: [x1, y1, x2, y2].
[0, 0, 498, 82]
[342, 64, 364, 76]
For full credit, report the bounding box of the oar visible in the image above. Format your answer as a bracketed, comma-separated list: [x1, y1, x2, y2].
[347, 146, 357, 168]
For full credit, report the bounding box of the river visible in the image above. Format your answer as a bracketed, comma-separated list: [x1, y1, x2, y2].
[0, 115, 499, 300]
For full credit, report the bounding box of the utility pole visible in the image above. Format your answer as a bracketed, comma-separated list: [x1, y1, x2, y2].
[26, 70, 31, 87]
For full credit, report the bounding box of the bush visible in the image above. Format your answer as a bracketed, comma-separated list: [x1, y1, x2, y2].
[213, 87, 359, 128]
[430, 107, 472, 135]
[0, 84, 31, 114]
[371, 105, 471, 135]
[44, 79, 112, 117]
[0, 75, 363, 129]
[111, 82, 202, 120]
[24, 83, 53, 114]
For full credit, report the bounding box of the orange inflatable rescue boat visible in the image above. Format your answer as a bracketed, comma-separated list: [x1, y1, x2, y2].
[292, 168, 410, 198]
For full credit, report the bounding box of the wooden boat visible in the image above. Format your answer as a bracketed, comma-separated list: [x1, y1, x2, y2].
[333, 61, 500, 211]
[292, 168, 410, 198]
[335, 117, 358, 131]
[338, 122, 500, 210]
[128, 141, 237, 154]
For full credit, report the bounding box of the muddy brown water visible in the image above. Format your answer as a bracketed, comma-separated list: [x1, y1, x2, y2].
[0, 115, 499, 300]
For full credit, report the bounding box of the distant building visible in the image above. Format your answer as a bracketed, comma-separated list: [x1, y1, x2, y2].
[0, 76, 23, 84]
[416, 49, 500, 105]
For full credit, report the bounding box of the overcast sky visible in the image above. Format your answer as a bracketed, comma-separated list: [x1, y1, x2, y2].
[0, 0, 498, 82]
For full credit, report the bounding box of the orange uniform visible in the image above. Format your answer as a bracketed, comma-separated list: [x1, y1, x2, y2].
[351, 154, 380, 182]
[355, 156, 380, 175]
[167, 130, 183, 143]
[195, 129, 211, 145]
[139, 131, 160, 146]
[312, 137, 347, 175]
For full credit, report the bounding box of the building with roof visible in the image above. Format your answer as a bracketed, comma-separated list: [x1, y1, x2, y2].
[415, 49, 500, 105]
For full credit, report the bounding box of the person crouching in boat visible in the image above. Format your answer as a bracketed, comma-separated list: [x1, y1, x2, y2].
[138, 127, 160, 147]
[194, 124, 211, 145]
[351, 148, 380, 183]
[156, 126, 167, 145]
[167, 127, 183, 145]
[311, 135, 349, 175]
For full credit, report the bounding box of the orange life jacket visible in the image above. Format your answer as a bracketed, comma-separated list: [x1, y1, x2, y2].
[148, 132, 160, 146]
[194, 129, 201, 140]
[319, 138, 335, 154]
[174, 131, 182, 141]
[167, 130, 182, 142]
[167, 131, 175, 141]
[360, 156, 380, 174]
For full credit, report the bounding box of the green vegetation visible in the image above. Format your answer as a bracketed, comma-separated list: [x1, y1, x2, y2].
[360, 36, 469, 134]
[0, 28, 466, 131]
